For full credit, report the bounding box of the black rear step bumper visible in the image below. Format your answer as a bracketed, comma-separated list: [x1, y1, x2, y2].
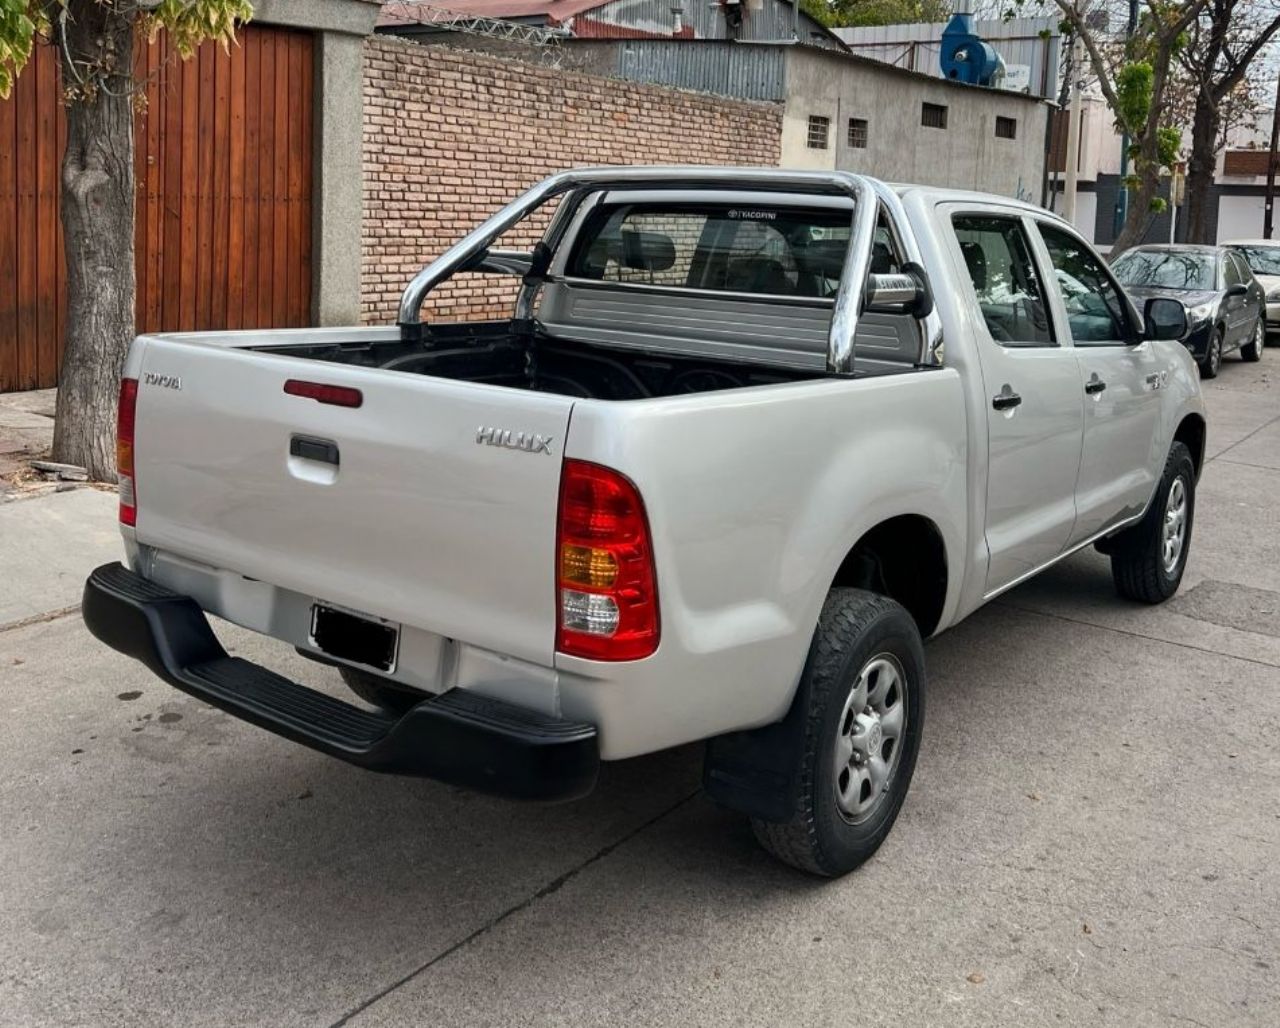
[82, 562, 599, 801]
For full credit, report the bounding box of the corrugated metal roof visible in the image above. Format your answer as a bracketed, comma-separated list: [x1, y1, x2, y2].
[380, 0, 843, 46]
[833, 16, 1062, 99]
[609, 39, 787, 99]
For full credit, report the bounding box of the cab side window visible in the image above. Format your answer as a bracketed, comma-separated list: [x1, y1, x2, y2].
[1227, 252, 1252, 287]
[1037, 224, 1132, 345]
[1223, 253, 1243, 288]
[951, 215, 1055, 347]
[872, 213, 904, 276]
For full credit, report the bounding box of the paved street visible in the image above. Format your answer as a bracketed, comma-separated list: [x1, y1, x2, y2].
[1, 359, 1278, 1028]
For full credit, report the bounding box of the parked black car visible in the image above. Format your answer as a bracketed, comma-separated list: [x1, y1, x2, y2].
[1110, 244, 1266, 378]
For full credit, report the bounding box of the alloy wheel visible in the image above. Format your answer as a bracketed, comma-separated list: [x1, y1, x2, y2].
[833, 653, 908, 824]
[1162, 476, 1188, 575]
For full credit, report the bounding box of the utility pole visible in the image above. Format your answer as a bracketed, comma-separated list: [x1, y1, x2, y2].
[1266, 74, 1280, 240]
[1114, 0, 1139, 237]
[1064, 34, 1084, 224]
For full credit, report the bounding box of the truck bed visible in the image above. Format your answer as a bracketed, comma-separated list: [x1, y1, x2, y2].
[251, 321, 836, 401]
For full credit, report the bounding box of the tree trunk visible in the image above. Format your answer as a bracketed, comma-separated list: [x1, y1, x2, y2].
[1110, 159, 1162, 256]
[51, 2, 136, 482]
[1183, 93, 1218, 244]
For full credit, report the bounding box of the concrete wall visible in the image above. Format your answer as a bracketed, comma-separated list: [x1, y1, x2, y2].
[781, 48, 1049, 201]
[360, 38, 782, 323]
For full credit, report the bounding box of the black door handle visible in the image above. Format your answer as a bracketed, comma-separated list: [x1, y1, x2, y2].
[1085, 378, 1107, 395]
[992, 390, 1022, 411]
[290, 435, 340, 466]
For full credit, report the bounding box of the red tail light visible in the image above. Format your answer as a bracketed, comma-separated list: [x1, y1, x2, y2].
[284, 379, 363, 408]
[117, 378, 138, 526]
[556, 460, 659, 661]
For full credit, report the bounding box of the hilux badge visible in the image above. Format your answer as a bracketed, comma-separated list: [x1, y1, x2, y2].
[476, 426, 553, 454]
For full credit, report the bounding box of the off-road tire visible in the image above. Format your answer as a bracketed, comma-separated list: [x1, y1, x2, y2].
[1108, 442, 1196, 604]
[339, 667, 424, 714]
[1242, 318, 1265, 362]
[751, 589, 925, 877]
[1198, 329, 1222, 379]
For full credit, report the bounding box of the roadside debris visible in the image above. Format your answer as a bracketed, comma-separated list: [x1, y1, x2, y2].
[30, 460, 89, 481]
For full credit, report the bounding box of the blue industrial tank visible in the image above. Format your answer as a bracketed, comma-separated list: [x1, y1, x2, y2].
[940, 12, 1002, 86]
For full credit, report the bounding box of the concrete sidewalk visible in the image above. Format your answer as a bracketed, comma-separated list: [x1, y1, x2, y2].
[0, 388, 57, 495]
[0, 488, 120, 626]
[0, 388, 56, 452]
[0, 361, 1278, 1028]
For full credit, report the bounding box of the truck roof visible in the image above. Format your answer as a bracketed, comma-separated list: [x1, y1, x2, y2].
[891, 183, 1051, 216]
[574, 167, 1056, 218]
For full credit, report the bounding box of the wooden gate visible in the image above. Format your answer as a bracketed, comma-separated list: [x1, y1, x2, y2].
[0, 25, 314, 393]
[0, 39, 64, 393]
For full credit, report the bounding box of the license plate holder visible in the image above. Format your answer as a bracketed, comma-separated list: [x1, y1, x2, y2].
[310, 603, 400, 673]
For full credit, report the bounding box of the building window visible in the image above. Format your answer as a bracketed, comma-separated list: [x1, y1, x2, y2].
[921, 103, 948, 129]
[995, 116, 1017, 139]
[807, 115, 830, 149]
[847, 118, 868, 149]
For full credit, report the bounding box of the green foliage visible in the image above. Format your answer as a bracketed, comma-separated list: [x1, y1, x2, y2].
[0, 0, 38, 99]
[801, 0, 834, 27]
[1156, 126, 1182, 168]
[1149, 196, 1168, 213]
[822, 0, 951, 29]
[149, 0, 252, 59]
[0, 0, 252, 100]
[1114, 62, 1154, 136]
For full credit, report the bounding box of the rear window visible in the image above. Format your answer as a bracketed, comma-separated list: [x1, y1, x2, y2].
[1112, 250, 1218, 291]
[1229, 244, 1280, 277]
[565, 204, 861, 299]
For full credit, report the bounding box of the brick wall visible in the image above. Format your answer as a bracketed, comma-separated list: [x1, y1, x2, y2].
[361, 37, 783, 323]
[1223, 150, 1276, 178]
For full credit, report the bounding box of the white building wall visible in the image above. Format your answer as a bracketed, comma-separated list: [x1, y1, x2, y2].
[781, 48, 1048, 200]
[1217, 195, 1268, 242]
[1069, 191, 1098, 241]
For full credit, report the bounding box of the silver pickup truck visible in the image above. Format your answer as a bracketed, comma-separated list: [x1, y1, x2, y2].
[84, 167, 1205, 876]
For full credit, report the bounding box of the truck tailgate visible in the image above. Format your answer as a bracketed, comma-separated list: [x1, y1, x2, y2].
[131, 337, 573, 666]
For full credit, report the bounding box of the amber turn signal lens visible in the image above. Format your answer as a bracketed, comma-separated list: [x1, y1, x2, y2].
[560, 544, 618, 588]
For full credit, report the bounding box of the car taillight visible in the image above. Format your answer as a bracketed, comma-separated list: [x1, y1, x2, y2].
[284, 379, 363, 408]
[556, 459, 659, 661]
[117, 377, 138, 526]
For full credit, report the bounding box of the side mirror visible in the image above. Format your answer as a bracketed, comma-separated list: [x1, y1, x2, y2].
[1225, 282, 1248, 298]
[1143, 296, 1188, 342]
[865, 262, 934, 317]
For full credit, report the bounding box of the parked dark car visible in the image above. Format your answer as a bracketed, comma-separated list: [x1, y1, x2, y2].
[1222, 239, 1280, 337]
[1110, 244, 1266, 378]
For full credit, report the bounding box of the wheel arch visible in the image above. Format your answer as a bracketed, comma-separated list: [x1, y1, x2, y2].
[1173, 412, 1206, 482]
[828, 513, 949, 639]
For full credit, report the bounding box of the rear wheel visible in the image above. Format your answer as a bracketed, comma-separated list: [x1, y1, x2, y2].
[339, 667, 423, 714]
[1108, 442, 1195, 604]
[751, 589, 925, 877]
[1242, 318, 1265, 362]
[1198, 329, 1222, 379]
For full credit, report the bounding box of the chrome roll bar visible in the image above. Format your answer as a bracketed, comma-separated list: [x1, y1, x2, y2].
[396, 166, 885, 375]
[868, 179, 945, 366]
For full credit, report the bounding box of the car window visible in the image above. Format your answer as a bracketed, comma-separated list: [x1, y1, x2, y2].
[1228, 245, 1280, 277]
[1223, 253, 1244, 287]
[1227, 252, 1253, 285]
[950, 214, 1055, 347]
[871, 212, 904, 276]
[1038, 224, 1132, 345]
[567, 203, 855, 299]
[1112, 249, 1218, 291]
